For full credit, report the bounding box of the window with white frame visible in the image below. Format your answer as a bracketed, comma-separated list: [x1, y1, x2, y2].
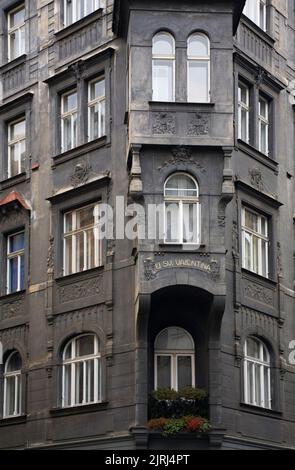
[64, 0, 100, 26]
[152, 32, 175, 102]
[63, 203, 101, 275]
[7, 231, 25, 294]
[243, 0, 266, 31]
[258, 96, 269, 155]
[242, 207, 269, 277]
[187, 33, 210, 103]
[238, 82, 250, 143]
[8, 118, 26, 178]
[3, 351, 22, 417]
[88, 77, 105, 141]
[244, 336, 271, 409]
[62, 334, 101, 407]
[164, 173, 200, 244]
[61, 90, 77, 152]
[154, 327, 195, 391]
[8, 4, 25, 61]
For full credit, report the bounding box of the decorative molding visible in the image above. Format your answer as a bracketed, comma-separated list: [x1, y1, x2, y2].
[0, 298, 24, 322]
[187, 113, 210, 136]
[152, 112, 176, 135]
[54, 305, 103, 326]
[47, 236, 54, 276]
[143, 256, 220, 281]
[244, 280, 274, 306]
[217, 215, 226, 227]
[0, 325, 28, 343]
[158, 146, 206, 172]
[59, 276, 102, 303]
[70, 160, 92, 188]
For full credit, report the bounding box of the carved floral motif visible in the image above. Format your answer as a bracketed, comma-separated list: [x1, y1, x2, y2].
[152, 112, 176, 135]
[244, 281, 273, 306]
[187, 113, 210, 136]
[59, 276, 102, 303]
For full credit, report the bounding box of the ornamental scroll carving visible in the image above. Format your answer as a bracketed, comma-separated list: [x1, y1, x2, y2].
[70, 160, 92, 188]
[152, 112, 176, 135]
[158, 146, 206, 172]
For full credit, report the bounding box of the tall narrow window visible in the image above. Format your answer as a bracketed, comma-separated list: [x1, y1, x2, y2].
[8, 118, 26, 178]
[62, 334, 101, 407]
[244, 337, 271, 409]
[61, 90, 77, 152]
[243, 0, 266, 31]
[64, 0, 100, 26]
[88, 77, 105, 141]
[164, 173, 200, 244]
[154, 327, 195, 391]
[187, 33, 210, 103]
[8, 4, 25, 61]
[7, 231, 25, 294]
[63, 203, 101, 275]
[258, 96, 269, 155]
[238, 82, 249, 143]
[3, 351, 22, 417]
[152, 32, 175, 102]
[242, 207, 269, 277]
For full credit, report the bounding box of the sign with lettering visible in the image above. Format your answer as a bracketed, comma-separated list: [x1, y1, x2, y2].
[143, 257, 220, 281]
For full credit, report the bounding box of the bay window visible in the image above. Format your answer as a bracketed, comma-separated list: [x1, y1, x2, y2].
[242, 207, 269, 277]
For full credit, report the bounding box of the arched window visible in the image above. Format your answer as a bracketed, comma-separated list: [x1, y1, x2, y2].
[152, 32, 175, 102]
[3, 351, 22, 417]
[187, 33, 210, 103]
[244, 336, 271, 409]
[164, 173, 200, 244]
[154, 327, 195, 391]
[62, 334, 101, 407]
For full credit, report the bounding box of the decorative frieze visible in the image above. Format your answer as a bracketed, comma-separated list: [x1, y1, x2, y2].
[244, 280, 274, 306]
[187, 113, 210, 136]
[58, 18, 103, 62]
[54, 305, 103, 326]
[2, 62, 26, 93]
[0, 298, 25, 322]
[59, 276, 102, 303]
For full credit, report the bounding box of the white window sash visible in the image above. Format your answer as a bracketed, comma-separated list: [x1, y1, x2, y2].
[187, 58, 210, 103]
[8, 5, 25, 61]
[242, 208, 269, 277]
[154, 352, 195, 391]
[7, 232, 25, 293]
[8, 119, 26, 178]
[64, 0, 100, 26]
[61, 92, 77, 152]
[238, 84, 249, 142]
[3, 370, 21, 417]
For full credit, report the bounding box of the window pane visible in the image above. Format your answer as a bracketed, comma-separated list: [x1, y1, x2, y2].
[153, 34, 174, 56]
[188, 61, 208, 102]
[9, 232, 24, 253]
[153, 60, 173, 101]
[155, 327, 194, 350]
[76, 232, 84, 271]
[246, 337, 260, 359]
[239, 85, 248, 105]
[6, 352, 22, 372]
[86, 229, 95, 269]
[240, 109, 248, 141]
[10, 7, 25, 27]
[86, 359, 94, 402]
[10, 120, 25, 139]
[75, 361, 84, 404]
[177, 356, 192, 389]
[63, 92, 77, 113]
[260, 122, 268, 154]
[65, 236, 73, 275]
[261, 240, 268, 277]
[157, 356, 171, 389]
[165, 202, 180, 243]
[255, 364, 261, 405]
[188, 35, 209, 57]
[89, 105, 99, 140]
[20, 254, 25, 290]
[243, 231, 252, 270]
[264, 367, 270, 408]
[252, 235, 259, 273]
[244, 210, 258, 232]
[62, 116, 72, 151]
[76, 335, 95, 357]
[9, 257, 18, 292]
[64, 364, 72, 406]
[90, 79, 105, 101]
[76, 206, 95, 229]
[65, 212, 73, 233]
[183, 203, 197, 244]
[5, 376, 16, 416]
[165, 174, 197, 197]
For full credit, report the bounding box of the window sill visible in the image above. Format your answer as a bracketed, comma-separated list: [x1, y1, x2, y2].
[237, 139, 278, 173]
[241, 268, 277, 287]
[55, 265, 104, 284]
[149, 101, 215, 111]
[240, 402, 282, 417]
[0, 172, 28, 190]
[0, 289, 26, 303]
[0, 54, 27, 74]
[50, 402, 108, 417]
[54, 9, 103, 41]
[52, 136, 107, 167]
[0, 414, 27, 426]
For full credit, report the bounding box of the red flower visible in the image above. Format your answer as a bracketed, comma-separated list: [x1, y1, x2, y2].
[185, 417, 205, 432]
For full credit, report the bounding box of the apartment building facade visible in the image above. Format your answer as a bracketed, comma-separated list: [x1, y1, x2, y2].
[0, 0, 294, 449]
